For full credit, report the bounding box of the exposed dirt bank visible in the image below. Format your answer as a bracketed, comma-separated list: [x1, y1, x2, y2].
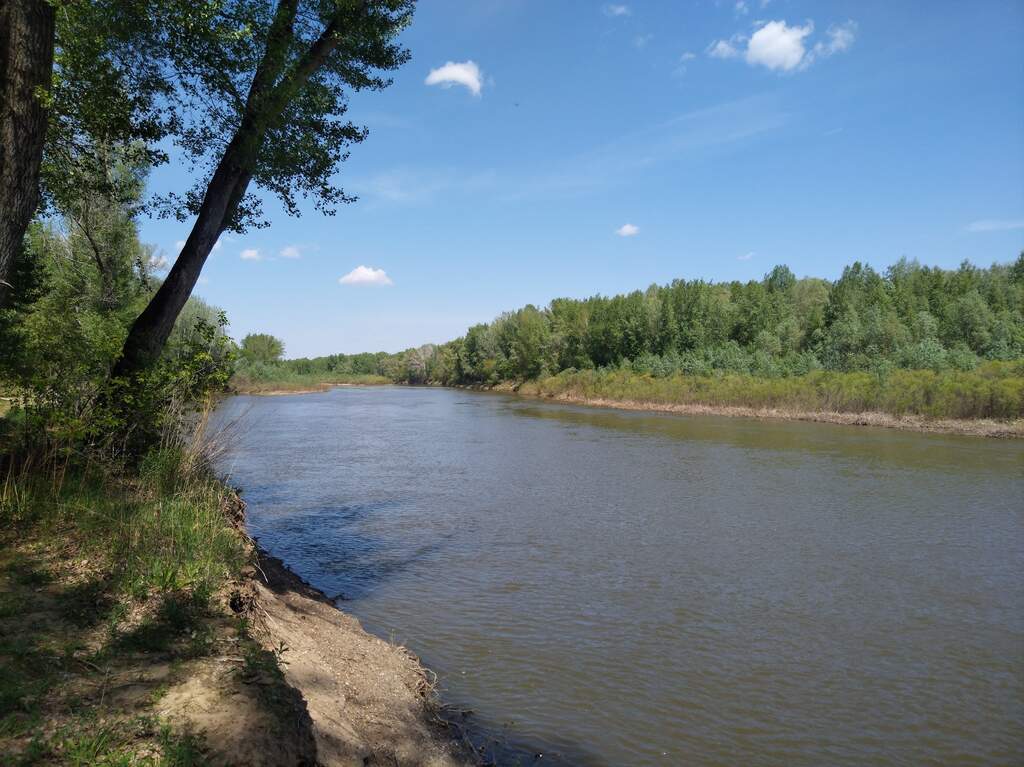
[238, 546, 475, 766]
[523, 390, 1024, 438]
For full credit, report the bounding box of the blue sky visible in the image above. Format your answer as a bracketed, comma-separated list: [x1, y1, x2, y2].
[139, 0, 1024, 357]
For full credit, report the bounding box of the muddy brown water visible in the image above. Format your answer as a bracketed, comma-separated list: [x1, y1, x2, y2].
[214, 386, 1024, 766]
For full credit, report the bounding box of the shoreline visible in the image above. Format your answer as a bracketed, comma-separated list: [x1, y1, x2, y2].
[521, 391, 1024, 438]
[230, 497, 477, 766]
[227, 381, 1024, 437]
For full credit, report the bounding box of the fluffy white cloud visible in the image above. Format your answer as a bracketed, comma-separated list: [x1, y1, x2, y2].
[240, 248, 262, 261]
[602, 4, 631, 17]
[339, 265, 393, 286]
[616, 223, 639, 237]
[679, 51, 697, 62]
[710, 19, 856, 73]
[425, 61, 483, 96]
[279, 245, 301, 259]
[737, 251, 754, 261]
[966, 219, 1024, 233]
[746, 20, 814, 71]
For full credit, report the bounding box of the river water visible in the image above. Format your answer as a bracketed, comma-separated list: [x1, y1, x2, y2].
[214, 386, 1024, 766]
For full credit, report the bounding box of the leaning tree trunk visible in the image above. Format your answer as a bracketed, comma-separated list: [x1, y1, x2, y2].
[111, 140, 253, 377]
[113, 0, 346, 379]
[0, 0, 56, 309]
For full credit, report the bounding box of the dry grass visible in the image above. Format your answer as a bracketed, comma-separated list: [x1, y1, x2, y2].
[230, 374, 389, 395]
[534, 392, 1024, 438]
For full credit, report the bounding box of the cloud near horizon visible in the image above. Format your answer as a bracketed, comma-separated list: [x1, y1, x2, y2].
[425, 60, 483, 96]
[240, 248, 261, 261]
[339, 266, 393, 286]
[966, 219, 1024, 233]
[280, 245, 301, 259]
[616, 223, 640, 237]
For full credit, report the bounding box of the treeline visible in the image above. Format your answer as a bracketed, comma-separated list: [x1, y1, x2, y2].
[263, 256, 1024, 390]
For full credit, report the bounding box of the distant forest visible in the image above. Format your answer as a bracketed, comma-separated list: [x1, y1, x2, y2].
[246, 255, 1024, 386]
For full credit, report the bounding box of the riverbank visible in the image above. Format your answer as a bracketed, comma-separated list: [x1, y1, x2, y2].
[512, 366, 1024, 438]
[0, 452, 474, 766]
[230, 373, 390, 395]
[521, 390, 1024, 438]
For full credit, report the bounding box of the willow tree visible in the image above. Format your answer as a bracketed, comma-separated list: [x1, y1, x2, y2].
[113, 0, 413, 378]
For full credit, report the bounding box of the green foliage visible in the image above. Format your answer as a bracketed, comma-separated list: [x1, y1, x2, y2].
[2, 145, 234, 461]
[351, 256, 1022, 406]
[239, 333, 285, 365]
[147, 0, 415, 231]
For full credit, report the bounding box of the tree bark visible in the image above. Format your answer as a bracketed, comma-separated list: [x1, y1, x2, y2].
[113, 0, 346, 378]
[0, 0, 56, 309]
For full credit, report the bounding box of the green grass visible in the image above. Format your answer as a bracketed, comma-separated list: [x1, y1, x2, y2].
[0, 448, 251, 765]
[2, 450, 247, 603]
[521, 361, 1024, 421]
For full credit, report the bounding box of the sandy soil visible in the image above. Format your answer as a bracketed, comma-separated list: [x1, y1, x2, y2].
[530, 391, 1024, 438]
[240, 551, 475, 767]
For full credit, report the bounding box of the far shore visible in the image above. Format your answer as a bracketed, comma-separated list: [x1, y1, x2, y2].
[520, 390, 1024, 439]
[232, 378, 390, 396]
[226, 380, 1024, 438]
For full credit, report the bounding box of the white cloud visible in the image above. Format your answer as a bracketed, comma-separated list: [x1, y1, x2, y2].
[807, 20, 857, 65]
[633, 33, 653, 49]
[746, 20, 814, 71]
[707, 37, 742, 59]
[339, 265, 393, 286]
[279, 245, 301, 259]
[240, 248, 262, 261]
[425, 60, 483, 96]
[673, 51, 698, 78]
[737, 251, 754, 261]
[735, 1, 749, 16]
[616, 223, 640, 237]
[148, 254, 170, 271]
[966, 219, 1024, 233]
[175, 240, 186, 252]
[602, 4, 631, 17]
[710, 19, 856, 73]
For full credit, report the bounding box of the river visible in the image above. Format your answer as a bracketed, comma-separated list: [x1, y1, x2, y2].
[214, 386, 1024, 766]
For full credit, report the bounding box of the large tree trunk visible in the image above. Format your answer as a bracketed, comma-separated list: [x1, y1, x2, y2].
[113, 0, 346, 379]
[0, 0, 56, 309]
[111, 140, 253, 377]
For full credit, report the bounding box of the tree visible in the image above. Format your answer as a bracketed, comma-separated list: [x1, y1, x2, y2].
[240, 333, 285, 365]
[0, 0, 56, 308]
[113, 0, 413, 379]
